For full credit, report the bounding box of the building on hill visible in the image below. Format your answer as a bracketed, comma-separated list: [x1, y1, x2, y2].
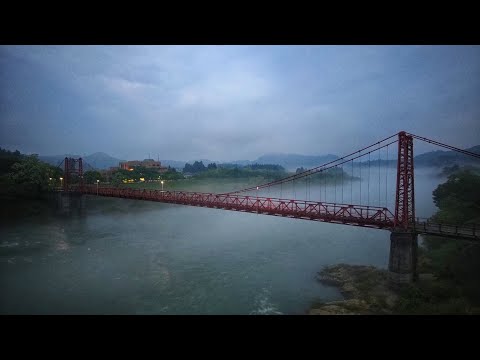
[119, 159, 168, 173]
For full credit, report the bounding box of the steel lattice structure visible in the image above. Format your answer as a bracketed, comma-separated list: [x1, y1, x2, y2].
[58, 131, 480, 240]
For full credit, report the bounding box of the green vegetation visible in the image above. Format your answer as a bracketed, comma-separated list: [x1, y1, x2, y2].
[182, 161, 289, 181]
[0, 152, 62, 199]
[394, 169, 480, 314]
[431, 169, 480, 224]
[83, 170, 105, 184]
[0, 147, 23, 176]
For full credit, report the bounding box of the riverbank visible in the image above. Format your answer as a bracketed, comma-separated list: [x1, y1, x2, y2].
[309, 264, 404, 314]
[309, 261, 479, 315]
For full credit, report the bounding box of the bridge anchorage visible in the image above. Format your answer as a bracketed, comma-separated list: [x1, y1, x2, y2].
[58, 131, 480, 282]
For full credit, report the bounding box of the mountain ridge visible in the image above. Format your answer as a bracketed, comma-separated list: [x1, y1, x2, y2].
[36, 145, 480, 170]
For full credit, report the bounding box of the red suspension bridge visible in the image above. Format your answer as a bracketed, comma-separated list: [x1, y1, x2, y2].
[59, 131, 479, 240]
[56, 131, 480, 279]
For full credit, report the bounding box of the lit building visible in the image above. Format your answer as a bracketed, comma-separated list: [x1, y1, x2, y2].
[119, 159, 168, 173]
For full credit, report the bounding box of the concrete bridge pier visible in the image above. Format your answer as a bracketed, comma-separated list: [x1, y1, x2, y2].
[388, 231, 418, 282]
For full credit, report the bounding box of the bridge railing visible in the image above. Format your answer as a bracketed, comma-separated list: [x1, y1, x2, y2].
[79, 185, 396, 228]
[414, 217, 478, 239]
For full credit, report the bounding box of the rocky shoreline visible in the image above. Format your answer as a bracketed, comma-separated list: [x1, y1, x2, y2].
[309, 264, 413, 315]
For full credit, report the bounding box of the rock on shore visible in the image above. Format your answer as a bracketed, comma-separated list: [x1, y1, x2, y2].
[309, 264, 406, 315]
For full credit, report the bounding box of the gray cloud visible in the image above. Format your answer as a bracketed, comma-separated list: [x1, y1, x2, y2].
[1, 45, 479, 161]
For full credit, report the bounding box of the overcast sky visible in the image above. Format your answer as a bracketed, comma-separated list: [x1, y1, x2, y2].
[1, 45, 479, 161]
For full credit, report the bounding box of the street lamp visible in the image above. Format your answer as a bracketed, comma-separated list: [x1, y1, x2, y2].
[60, 177, 63, 189]
[257, 186, 259, 213]
[96, 179, 99, 195]
[161, 180, 164, 192]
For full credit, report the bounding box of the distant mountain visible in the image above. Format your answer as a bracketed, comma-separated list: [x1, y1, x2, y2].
[39, 152, 125, 170]
[84, 152, 125, 169]
[39, 154, 80, 167]
[36, 143, 480, 174]
[254, 153, 339, 171]
[414, 145, 480, 167]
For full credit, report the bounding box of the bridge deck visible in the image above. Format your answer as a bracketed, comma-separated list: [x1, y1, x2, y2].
[413, 221, 479, 241]
[62, 187, 478, 241]
[79, 186, 395, 229]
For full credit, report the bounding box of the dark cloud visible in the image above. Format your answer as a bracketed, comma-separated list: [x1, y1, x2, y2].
[1, 45, 479, 160]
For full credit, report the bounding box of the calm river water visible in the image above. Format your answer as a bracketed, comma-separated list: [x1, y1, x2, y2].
[0, 167, 445, 314]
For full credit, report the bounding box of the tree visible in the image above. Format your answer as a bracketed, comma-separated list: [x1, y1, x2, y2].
[110, 172, 125, 187]
[420, 170, 480, 308]
[207, 162, 217, 170]
[432, 170, 480, 224]
[84, 170, 105, 184]
[7, 155, 61, 197]
[183, 161, 207, 174]
[0, 147, 24, 176]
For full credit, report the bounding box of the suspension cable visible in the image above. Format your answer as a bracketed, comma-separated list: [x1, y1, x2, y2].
[408, 133, 480, 159]
[225, 140, 398, 196]
[222, 134, 400, 195]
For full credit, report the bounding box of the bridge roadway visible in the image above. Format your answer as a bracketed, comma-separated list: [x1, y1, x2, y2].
[60, 186, 478, 241]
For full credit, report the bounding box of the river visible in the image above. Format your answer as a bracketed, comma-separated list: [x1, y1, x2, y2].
[0, 167, 446, 314]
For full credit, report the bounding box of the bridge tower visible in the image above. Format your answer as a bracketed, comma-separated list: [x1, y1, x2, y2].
[390, 131, 418, 281]
[63, 157, 84, 192]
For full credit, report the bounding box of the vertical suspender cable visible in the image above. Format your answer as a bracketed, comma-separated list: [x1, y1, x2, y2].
[368, 152, 370, 207]
[359, 152, 362, 205]
[351, 159, 353, 204]
[386, 144, 388, 209]
[324, 169, 327, 202]
[378, 148, 381, 207]
[341, 164, 344, 203]
[334, 165, 337, 203]
[319, 170, 322, 202]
